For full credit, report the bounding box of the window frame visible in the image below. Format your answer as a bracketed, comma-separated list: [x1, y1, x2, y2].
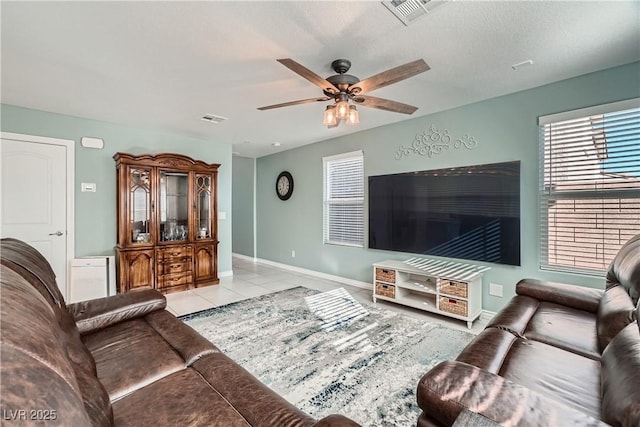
[322, 150, 365, 248]
[538, 98, 640, 275]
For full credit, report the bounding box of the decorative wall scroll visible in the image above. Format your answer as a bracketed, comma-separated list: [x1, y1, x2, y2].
[395, 124, 478, 160]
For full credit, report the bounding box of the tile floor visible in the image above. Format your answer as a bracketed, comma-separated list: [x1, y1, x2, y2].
[165, 256, 489, 334]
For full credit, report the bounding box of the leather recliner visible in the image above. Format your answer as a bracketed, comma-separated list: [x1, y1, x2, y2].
[417, 234, 640, 427]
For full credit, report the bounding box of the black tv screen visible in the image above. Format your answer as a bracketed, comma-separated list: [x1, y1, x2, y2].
[368, 161, 521, 266]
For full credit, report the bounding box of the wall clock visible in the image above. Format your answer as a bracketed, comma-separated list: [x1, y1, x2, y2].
[276, 171, 294, 201]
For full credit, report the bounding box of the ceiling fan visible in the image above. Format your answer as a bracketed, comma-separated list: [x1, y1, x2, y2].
[257, 58, 430, 128]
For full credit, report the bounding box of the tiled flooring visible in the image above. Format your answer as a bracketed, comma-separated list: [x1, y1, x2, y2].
[165, 255, 488, 334]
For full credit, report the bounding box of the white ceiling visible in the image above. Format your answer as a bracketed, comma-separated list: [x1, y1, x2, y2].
[2, 1, 639, 158]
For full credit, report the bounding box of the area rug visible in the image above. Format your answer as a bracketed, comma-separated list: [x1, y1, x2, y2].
[181, 286, 474, 427]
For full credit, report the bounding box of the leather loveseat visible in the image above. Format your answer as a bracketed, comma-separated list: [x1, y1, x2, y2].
[417, 234, 640, 427]
[0, 238, 360, 427]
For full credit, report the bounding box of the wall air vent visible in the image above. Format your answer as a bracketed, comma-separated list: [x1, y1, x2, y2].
[382, 0, 447, 26]
[201, 114, 228, 124]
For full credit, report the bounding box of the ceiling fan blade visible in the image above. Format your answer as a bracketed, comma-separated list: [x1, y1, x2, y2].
[353, 95, 418, 115]
[257, 96, 331, 111]
[277, 58, 339, 94]
[348, 59, 429, 95]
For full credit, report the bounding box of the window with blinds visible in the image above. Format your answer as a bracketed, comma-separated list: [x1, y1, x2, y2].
[323, 151, 364, 247]
[539, 99, 640, 274]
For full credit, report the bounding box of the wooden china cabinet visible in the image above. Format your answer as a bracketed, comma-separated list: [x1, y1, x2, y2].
[114, 153, 220, 294]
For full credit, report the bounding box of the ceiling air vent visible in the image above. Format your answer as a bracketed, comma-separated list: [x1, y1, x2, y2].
[201, 114, 228, 124]
[382, 0, 447, 26]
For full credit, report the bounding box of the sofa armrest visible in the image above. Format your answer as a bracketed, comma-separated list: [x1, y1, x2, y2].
[516, 278, 603, 313]
[68, 289, 166, 334]
[417, 361, 608, 427]
[311, 414, 361, 427]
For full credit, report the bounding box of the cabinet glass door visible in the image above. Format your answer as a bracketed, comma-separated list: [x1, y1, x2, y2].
[159, 171, 189, 242]
[129, 167, 152, 244]
[195, 174, 211, 239]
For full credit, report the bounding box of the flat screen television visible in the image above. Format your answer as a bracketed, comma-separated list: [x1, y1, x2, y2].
[368, 160, 521, 266]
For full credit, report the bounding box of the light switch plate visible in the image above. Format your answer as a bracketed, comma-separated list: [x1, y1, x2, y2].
[219, 211, 226, 220]
[81, 182, 96, 192]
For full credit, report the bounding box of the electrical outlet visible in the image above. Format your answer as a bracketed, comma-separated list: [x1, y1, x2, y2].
[489, 283, 503, 297]
[291, 250, 296, 258]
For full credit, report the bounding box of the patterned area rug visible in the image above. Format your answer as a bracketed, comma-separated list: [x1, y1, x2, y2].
[181, 286, 474, 427]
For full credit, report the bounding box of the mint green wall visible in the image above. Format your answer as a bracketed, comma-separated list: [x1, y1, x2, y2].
[256, 61, 640, 313]
[0, 105, 233, 273]
[232, 155, 254, 257]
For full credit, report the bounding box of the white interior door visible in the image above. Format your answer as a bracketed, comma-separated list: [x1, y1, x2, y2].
[1, 134, 74, 299]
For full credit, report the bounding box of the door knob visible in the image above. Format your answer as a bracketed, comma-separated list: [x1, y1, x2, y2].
[48, 231, 64, 236]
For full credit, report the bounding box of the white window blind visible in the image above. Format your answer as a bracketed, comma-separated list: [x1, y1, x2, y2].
[323, 151, 364, 247]
[539, 99, 640, 274]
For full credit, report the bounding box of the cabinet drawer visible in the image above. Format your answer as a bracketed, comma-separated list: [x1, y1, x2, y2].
[439, 296, 468, 317]
[375, 268, 396, 283]
[157, 245, 192, 261]
[157, 259, 192, 275]
[440, 280, 468, 298]
[375, 282, 395, 299]
[159, 272, 193, 289]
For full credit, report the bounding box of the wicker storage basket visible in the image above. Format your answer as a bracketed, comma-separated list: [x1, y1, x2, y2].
[439, 296, 468, 316]
[375, 268, 396, 283]
[375, 282, 395, 298]
[440, 280, 468, 298]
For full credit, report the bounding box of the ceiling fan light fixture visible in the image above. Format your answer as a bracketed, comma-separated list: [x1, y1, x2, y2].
[335, 99, 350, 120]
[323, 105, 337, 125]
[347, 106, 360, 125]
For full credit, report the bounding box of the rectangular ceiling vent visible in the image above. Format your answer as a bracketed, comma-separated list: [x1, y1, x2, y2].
[201, 114, 228, 124]
[382, 0, 447, 26]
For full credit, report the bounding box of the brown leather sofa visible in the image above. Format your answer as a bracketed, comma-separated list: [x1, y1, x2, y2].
[0, 238, 360, 427]
[417, 234, 640, 427]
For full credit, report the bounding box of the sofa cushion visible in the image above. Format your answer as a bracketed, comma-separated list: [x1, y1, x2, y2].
[1, 266, 92, 426]
[193, 352, 317, 427]
[523, 301, 599, 360]
[417, 361, 609, 427]
[69, 289, 167, 335]
[606, 233, 640, 305]
[144, 310, 220, 364]
[456, 328, 519, 374]
[498, 338, 601, 419]
[601, 319, 640, 427]
[516, 278, 603, 313]
[0, 238, 65, 307]
[1, 243, 98, 375]
[1, 255, 113, 426]
[456, 325, 602, 419]
[112, 368, 252, 427]
[1, 345, 92, 426]
[83, 318, 187, 401]
[488, 295, 599, 360]
[596, 285, 636, 352]
[486, 295, 539, 336]
[73, 363, 114, 427]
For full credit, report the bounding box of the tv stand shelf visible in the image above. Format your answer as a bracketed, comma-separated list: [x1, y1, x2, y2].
[372, 258, 490, 329]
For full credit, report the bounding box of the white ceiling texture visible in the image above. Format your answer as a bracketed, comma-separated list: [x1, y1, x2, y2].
[2, 1, 639, 158]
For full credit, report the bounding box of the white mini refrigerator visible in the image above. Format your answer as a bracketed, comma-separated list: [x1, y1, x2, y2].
[70, 256, 116, 303]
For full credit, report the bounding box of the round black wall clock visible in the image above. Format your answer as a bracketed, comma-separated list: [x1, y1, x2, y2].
[276, 171, 294, 200]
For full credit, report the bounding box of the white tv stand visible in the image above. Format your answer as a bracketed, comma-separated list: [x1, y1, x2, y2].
[372, 257, 489, 329]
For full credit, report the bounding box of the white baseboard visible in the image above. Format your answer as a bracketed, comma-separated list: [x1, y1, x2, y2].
[231, 253, 257, 263]
[480, 310, 496, 321]
[219, 270, 233, 278]
[231, 253, 370, 290]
